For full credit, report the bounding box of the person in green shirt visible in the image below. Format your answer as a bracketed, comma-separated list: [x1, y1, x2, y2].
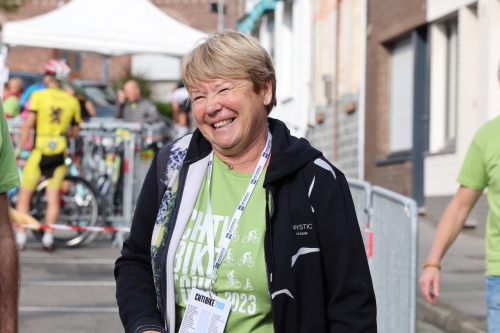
[3, 77, 22, 118]
[0, 101, 21, 332]
[115, 30, 376, 333]
[420, 65, 500, 332]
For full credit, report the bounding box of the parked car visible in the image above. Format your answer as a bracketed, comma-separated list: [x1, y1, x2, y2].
[6, 71, 116, 118]
[72, 79, 117, 118]
[8, 70, 44, 93]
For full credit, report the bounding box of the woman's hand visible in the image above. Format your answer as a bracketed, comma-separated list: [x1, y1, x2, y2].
[419, 266, 441, 304]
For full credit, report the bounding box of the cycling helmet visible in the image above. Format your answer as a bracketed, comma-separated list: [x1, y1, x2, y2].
[44, 59, 71, 81]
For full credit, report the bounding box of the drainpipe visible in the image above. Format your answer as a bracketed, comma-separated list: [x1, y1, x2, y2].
[0, 45, 8, 98]
[333, 0, 341, 162]
[102, 55, 110, 84]
[357, 0, 367, 180]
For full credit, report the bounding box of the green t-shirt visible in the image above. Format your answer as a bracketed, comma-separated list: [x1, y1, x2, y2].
[174, 155, 274, 332]
[3, 96, 21, 118]
[0, 102, 20, 193]
[457, 115, 500, 276]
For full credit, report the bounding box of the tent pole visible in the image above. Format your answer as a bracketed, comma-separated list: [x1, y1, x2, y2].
[0, 45, 8, 97]
[102, 55, 110, 83]
[218, 0, 224, 30]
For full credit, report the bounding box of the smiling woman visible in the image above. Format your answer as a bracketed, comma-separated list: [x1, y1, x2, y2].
[115, 30, 377, 333]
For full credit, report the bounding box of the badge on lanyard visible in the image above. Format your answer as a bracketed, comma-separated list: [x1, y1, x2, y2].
[179, 128, 272, 331]
[204, 128, 272, 297]
[179, 288, 231, 333]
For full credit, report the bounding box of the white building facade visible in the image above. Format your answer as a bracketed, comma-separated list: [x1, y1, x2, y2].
[238, 0, 313, 138]
[238, 0, 367, 179]
[425, 0, 500, 198]
[307, 0, 366, 178]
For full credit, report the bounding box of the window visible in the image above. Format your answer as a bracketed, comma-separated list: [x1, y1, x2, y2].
[281, 1, 293, 99]
[389, 38, 414, 153]
[55, 50, 82, 78]
[444, 19, 458, 146]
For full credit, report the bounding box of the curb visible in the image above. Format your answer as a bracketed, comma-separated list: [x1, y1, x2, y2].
[417, 296, 487, 333]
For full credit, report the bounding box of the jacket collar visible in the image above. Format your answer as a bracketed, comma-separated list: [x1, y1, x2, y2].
[184, 118, 322, 184]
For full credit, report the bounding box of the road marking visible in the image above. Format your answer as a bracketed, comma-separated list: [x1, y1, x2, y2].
[21, 258, 116, 265]
[22, 281, 115, 287]
[19, 306, 118, 313]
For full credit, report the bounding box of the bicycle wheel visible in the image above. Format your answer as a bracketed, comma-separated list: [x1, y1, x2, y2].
[32, 175, 106, 248]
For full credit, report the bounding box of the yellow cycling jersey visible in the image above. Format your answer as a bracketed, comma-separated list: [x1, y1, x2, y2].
[30, 87, 81, 155]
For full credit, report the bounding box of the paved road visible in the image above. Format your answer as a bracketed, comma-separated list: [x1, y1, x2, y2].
[19, 234, 448, 333]
[19, 235, 123, 333]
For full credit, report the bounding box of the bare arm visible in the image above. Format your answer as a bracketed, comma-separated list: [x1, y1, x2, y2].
[85, 100, 96, 117]
[419, 186, 482, 304]
[66, 125, 80, 139]
[17, 112, 36, 152]
[0, 192, 19, 333]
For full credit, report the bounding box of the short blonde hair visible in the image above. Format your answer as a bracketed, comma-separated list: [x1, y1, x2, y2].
[182, 30, 277, 114]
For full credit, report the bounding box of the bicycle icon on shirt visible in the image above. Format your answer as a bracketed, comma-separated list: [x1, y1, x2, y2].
[238, 252, 255, 267]
[242, 229, 259, 244]
[226, 270, 241, 288]
[223, 248, 236, 266]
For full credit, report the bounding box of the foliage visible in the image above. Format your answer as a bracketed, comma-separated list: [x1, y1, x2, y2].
[155, 102, 173, 119]
[0, 0, 29, 13]
[112, 71, 153, 99]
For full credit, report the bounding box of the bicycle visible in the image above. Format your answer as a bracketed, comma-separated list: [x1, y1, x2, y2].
[242, 230, 260, 244]
[223, 248, 236, 266]
[10, 152, 106, 248]
[225, 273, 242, 289]
[237, 254, 255, 268]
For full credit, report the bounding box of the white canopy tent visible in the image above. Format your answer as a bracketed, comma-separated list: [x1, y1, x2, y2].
[2, 0, 207, 56]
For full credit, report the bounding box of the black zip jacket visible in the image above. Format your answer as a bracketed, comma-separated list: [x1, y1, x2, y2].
[115, 118, 377, 333]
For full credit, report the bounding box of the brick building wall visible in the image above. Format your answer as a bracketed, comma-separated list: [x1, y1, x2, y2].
[308, 0, 362, 179]
[153, 0, 245, 32]
[308, 0, 337, 163]
[2, 0, 244, 82]
[364, 0, 426, 197]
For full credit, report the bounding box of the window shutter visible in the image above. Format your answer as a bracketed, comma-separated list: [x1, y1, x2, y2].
[389, 38, 414, 153]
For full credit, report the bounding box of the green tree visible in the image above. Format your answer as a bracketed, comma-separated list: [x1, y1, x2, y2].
[112, 71, 153, 99]
[0, 0, 29, 13]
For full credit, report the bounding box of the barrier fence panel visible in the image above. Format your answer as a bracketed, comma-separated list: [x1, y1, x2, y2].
[371, 186, 418, 333]
[346, 179, 418, 333]
[346, 177, 372, 264]
[7, 118, 174, 247]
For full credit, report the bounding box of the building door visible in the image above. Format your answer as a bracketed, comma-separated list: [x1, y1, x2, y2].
[55, 50, 82, 78]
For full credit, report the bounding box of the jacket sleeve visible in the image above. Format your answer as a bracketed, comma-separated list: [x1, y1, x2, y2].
[310, 165, 377, 332]
[115, 103, 125, 119]
[143, 100, 160, 124]
[115, 153, 167, 333]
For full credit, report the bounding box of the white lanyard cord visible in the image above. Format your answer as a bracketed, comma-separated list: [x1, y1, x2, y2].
[205, 129, 272, 296]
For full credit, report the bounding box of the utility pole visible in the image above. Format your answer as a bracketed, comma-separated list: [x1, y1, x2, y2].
[218, 0, 224, 30]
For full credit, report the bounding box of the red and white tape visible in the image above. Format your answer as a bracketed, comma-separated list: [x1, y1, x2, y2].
[13, 223, 130, 233]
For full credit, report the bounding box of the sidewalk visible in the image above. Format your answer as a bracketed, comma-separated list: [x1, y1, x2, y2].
[417, 217, 488, 333]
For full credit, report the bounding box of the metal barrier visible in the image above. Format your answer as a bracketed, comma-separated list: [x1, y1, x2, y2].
[7, 118, 174, 246]
[347, 178, 418, 333]
[345, 177, 372, 263]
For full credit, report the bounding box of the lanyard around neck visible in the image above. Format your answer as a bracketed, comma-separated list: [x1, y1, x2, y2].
[205, 128, 272, 296]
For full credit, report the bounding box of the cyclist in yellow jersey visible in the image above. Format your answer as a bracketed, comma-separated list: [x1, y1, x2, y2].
[15, 60, 81, 251]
